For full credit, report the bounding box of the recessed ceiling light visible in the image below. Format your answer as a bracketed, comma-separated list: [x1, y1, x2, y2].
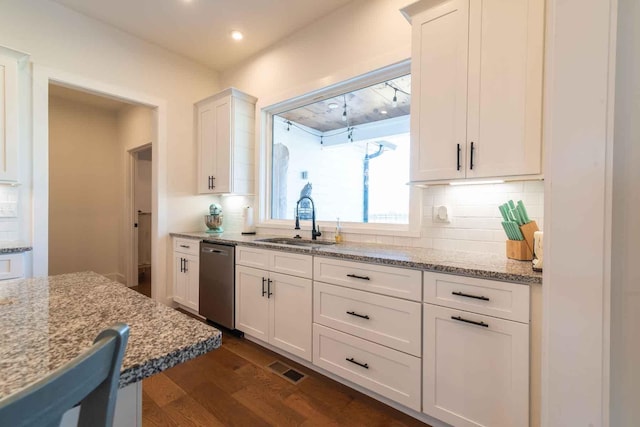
[328, 103, 339, 109]
[380, 110, 388, 115]
[231, 30, 244, 41]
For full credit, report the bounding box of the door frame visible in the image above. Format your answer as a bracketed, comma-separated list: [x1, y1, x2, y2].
[126, 143, 153, 289]
[32, 65, 170, 304]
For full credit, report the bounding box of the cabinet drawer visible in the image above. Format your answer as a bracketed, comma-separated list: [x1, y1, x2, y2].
[0, 253, 23, 281]
[269, 251, 312, 279]
[423, 272, 530, 323]
[314, 282, 421, 357]
[314, 257, 422, 301]
[236, 246, 270, 269]
[173, 238, 199, 256]
[313, 324, 421, 411]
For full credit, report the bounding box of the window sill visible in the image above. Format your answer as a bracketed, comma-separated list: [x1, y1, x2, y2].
[256, 220, 421, 238]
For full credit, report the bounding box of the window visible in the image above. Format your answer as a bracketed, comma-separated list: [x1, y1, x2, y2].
[269, 70, 411, 226]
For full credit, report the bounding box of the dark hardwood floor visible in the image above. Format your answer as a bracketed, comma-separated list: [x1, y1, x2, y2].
[143, 312, 430, 426]
[130, 267, 152, 298]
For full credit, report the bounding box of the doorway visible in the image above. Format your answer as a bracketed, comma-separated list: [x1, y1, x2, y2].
[47, 83, 154, 292]
[129, 145, 153, 297]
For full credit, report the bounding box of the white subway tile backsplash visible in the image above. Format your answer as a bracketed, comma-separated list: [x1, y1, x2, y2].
[244, 180, 544, 255]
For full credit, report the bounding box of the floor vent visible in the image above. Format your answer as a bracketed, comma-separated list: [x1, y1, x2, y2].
[267, 361, 306, 384]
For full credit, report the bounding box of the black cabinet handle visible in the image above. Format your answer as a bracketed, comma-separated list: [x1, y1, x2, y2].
[183, 259, 188, 273]
[346, 357, 369, 369]
[267, 278, 273, 298]
[346, 274, 370, 281]
[180, 244, 190, 249]
[456, 143, 461, 171]
[451, 315, 488, 328]
[262, 277, 267, 297]
[452, 291, 490, 301]
[208, 176, 212, 189]
[470, 141, 475, 170]
[180, 258, 184, 273]
[346, 311, 370, 320]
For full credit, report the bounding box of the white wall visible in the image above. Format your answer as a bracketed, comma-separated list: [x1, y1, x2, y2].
[610, 0, 640, 424]
[0, 0, 220, 298]
[218, 0, 544, 254]
[542, 0, 617, 425]
[48, 95, 122, 279]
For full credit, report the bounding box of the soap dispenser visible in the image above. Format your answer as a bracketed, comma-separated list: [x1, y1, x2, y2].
[335, 217, 343, 243]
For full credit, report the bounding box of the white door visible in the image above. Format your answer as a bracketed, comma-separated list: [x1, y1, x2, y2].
[235, 265, 269, 341]
[212, 96, 231, 193]
[268, 272, 312, 361]
[465, 0, 544, 178]
[423, 303, 529, 427]
[410, 0, 469, 182]
[197, 99, 217, 194]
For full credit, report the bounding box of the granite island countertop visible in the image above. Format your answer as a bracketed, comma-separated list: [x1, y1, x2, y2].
[172, 232, 542, 285]
[0, 272, 221, 399]
[0, 241, 32, 254]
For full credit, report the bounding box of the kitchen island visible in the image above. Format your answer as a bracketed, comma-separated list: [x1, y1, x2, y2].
[0, 271, 221, 426]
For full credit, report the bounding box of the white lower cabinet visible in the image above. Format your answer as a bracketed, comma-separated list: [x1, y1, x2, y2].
[313, 323, 422, 411]
[235, 264, 312, 361]
[0, 253, 24, 280]
[423, 304, 529, 427]
[172, 238, 199, 311]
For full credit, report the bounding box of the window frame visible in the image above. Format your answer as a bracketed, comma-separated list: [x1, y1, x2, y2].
[257, 60, 422, 237]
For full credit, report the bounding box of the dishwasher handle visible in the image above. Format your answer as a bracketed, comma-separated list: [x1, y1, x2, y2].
[201, 247, 228, 255]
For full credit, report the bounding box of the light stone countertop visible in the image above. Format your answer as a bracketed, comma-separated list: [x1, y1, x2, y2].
[172, 232, 542, 285]
[0, 241, 32, 254]
[0, 272, 221, 399]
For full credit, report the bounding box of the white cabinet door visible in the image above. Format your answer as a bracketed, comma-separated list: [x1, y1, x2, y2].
[423, 303, 529, 427]
[196, 88, 256, 195]
[268, 272, 312, 361]
[197, 95, 230, 194]
[406, 0, 544, 182]
[235, 265, 269, 341]
[183, 254, 199, 312]
[0, 253, 23, 280]
[0, 52, 19, 182]
[173, 253, 187, 306]
[410, 0, 469, 182]
[466, 0, 544, 179]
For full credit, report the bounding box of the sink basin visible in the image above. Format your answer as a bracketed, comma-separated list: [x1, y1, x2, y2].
[255, 237, 335, 247]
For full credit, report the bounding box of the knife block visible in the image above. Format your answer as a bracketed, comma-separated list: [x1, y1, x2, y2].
[506, 221, 539, 261]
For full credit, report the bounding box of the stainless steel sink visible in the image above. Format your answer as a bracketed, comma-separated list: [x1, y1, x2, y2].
[255, 237, 335, 247]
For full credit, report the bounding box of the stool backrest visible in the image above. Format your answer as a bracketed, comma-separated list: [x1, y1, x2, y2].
[0, 323, 130, 427]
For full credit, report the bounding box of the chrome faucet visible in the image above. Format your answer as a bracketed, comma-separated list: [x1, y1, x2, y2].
[294, 196, 321, 240]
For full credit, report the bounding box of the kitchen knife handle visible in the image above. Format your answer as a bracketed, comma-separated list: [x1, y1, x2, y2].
[456, 144, 461, 171]
[470, 142, 475, 170]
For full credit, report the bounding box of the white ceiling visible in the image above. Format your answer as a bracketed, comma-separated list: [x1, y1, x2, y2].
[50, 0, 354, 71]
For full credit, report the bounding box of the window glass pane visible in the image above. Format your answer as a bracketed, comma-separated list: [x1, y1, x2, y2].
[271, 75, 410, 224]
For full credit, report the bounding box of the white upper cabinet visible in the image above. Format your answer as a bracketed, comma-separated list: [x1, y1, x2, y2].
[403, 0, 544, 182]
[0, 47, 25, 183]
[196, 88, 257, 194]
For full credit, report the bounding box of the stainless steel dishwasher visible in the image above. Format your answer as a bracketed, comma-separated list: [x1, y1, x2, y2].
[199, 241, 235, 330]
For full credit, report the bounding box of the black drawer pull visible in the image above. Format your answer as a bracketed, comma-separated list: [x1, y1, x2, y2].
[470, 141, 475, 170]
[456, 143, 461, 171]
[346, 311, 370, 320]
[262, 277, 267, 297]
[346, 357, 369, 369]
[267, 278, 273, 298]
[346, 274, 370, 281]
[451, 315, 488, 328]
[452, 291, 490, 301]
[179, 244, 190, 249]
